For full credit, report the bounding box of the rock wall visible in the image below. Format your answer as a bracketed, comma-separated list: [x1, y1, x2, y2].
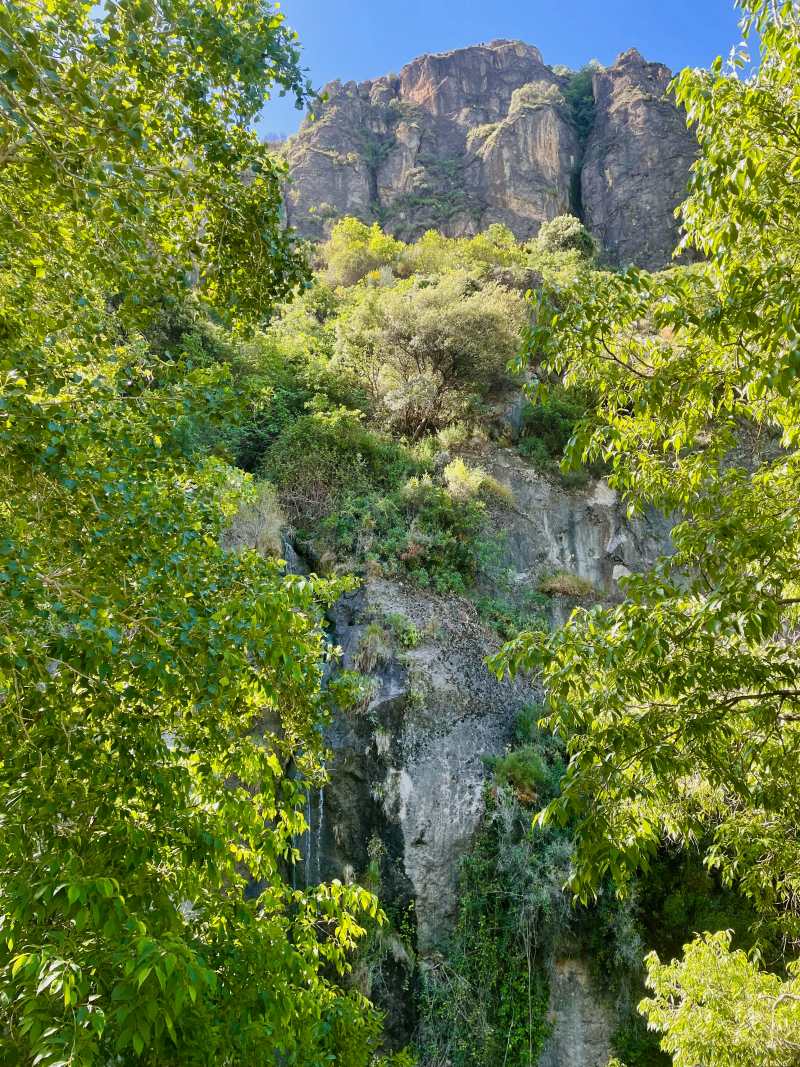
[581, 49, 699, 270]
[539, 959, 615, 1067]
[293, 451, 671, 1057]
[282, 40, 698, 268]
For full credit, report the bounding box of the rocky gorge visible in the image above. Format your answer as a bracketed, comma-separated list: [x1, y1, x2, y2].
[282, 40, 697, 269]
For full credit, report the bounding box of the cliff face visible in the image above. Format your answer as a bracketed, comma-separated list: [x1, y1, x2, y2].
[283, 40, 697, 268]
[289, 450, 672, 1054]
[581, 49, 699, 270]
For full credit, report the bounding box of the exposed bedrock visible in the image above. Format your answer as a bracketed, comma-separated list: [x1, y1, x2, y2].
[282, 40, 698, 267]
[292, 454, 672, 1055]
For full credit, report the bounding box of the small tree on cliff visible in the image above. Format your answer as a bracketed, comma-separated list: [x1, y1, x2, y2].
[536, 214, 596, 259]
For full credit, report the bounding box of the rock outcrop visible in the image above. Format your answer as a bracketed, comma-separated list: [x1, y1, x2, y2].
[291, 451, 672, 1054]
[539, 959, 615, 1067]
[581, 49, 699, 269]
[282, 41, 698, 268]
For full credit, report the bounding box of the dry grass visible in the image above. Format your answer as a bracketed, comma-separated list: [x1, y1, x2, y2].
[221, 481, 285, 558]
[538, 570, 596, 599]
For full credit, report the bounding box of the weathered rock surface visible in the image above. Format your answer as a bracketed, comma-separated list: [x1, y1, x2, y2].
[581, 49, 699, 269]
[486, 448, 672, 603]
[539, 959, 615, 1067]
[282, 40, 697, 267]
[292, 451, 672, 1054]
[309, 576, 537, 954]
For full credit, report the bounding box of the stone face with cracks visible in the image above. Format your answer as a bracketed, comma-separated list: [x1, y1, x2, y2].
[281, 41, 697, 267]
[581, 49, 699, 269]
[291, 453, 672, 1053]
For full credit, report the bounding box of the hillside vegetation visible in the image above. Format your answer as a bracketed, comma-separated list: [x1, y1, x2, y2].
[2, 0, 800, 1065]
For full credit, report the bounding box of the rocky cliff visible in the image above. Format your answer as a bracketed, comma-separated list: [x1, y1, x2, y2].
[282, 40, 697, 268]
[581, 49, 698, 269]
[288, 450, 672, 1055]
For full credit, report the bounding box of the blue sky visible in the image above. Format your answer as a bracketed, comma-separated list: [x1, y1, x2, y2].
[259, 0, 744, 138]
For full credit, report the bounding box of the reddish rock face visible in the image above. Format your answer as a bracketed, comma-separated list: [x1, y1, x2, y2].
[282, 41, 697, 269]
[581, 49, 699, 269]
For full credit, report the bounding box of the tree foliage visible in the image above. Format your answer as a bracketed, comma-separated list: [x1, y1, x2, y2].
[0, 1, 393, 1063]
[335, 272, 525, 437]
[536, 214, 595, 259]
[492, 1, 800, 1062]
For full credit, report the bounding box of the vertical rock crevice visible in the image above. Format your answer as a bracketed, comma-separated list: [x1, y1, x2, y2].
[283, 41, 698, 268]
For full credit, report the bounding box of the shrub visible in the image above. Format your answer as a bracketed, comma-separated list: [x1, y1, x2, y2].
[397, 224, 527, 277]
[322, 217, 406, 287]
[537, 214, 596, 259]
[263, 417, 501, 593]
[385, 612, 422, 649]
[436, 421, 471, 450]
[328, 670, 380, 715]
[443, 457, 484, 500]
[473, 592, 549, 640]
[261, 409, 417, 524]
[509, 81, 565, 113]
[518, 384, 604, 486]
[520, 386, 587, 460]
[562, 63, 601, 143]
[490, 745, 552, 804]
[336, 272, 525, 436]
[538, 570, 596, 599]
[415, 740, 569, 1066]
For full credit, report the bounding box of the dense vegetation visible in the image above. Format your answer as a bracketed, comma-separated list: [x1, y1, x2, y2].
[0, 3, 604, 1054]
[4, 0, 800, 1063]
[0, 1, 394, 1063]
[417, 711, 771, 1067]
[218, 216, 598, 598]
[494, 1, 800, 1063]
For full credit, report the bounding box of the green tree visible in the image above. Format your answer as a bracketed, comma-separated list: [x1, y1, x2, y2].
[0, 0, 390, 1063]
[535, 214, 596, 259]
[322, 218, 406, 287]
[492, 1, 800, 1062]
[335, 272, 525, 437]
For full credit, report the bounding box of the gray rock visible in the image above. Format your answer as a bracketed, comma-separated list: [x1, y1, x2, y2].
[581, 49, 698, 270]
[312, 578, 537, 954]
[539, 958, 615, 1067]
[485, 448, 672, 599]
[283, 40, 697, 267]
[295, 452, 673, 1055]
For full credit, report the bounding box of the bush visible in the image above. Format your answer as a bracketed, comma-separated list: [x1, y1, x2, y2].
[436, 421, 472, 450]
[473, 592, 549, 641]
[443, 457, 513, 505]
[261, 409, 417, 523]
[509, 81, 565, 113]
[562, 63, 601, 143]
[518, 384, 604, 486]
[262, 413, 502, 593]
[355, 623, 393, 672]
[336, 272, 526, 436]
[415, 735, 569, 1066]
[537, 214, 596, 259]
[490, 745, 553, 804]
[322, 217, 406, 287]
[328, 670, 380, 715]
[384, 612, 422, 649]
[398, 223, 527, 277]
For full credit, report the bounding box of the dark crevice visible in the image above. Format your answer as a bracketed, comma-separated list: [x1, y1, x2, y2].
[561, 64, 599, 222]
